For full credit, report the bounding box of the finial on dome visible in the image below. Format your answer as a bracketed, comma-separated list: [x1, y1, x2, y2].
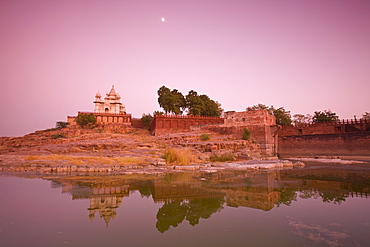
[108, 85, 117, 96]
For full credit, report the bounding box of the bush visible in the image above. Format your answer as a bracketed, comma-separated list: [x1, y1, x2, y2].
[163, 148, 198, 165]
[140, 114, 153, 130]
[200, 134, 210, 141]
[56, 121, 69, 129]
[75, 113, 97, 128]
[242, 128, 250, 140]
[51, 134, 66, 139]
[210, 153, 234, 162]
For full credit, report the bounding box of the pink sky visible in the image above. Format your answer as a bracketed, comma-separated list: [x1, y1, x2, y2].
[1, 0, 369, 137]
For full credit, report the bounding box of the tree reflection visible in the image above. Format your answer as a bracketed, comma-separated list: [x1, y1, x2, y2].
[156, 198, 224, 232]
[275, 188, 297, 207]
[276, 188, 350, 206]
[319, 191, 346, 204]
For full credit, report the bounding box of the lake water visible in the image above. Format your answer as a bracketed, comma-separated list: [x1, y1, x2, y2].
[1, 163, 370, 247]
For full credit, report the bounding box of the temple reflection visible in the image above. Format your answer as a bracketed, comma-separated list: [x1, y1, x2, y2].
[50, 166, 370, 230]
[61, 183, 130, 226]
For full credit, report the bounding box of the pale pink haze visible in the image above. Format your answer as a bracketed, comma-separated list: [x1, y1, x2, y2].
[0, 0, 369, 137]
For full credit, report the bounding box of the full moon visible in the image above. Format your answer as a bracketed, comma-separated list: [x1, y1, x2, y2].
[161, 18, 165, 22]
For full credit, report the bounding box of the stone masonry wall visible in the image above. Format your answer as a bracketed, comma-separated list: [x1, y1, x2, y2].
[278, 132, 370, 156]
[205, 125, 278, 156]
[150, 115, 224, 135]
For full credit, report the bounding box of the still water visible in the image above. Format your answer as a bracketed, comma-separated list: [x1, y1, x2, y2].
[1, 163, 370, 247]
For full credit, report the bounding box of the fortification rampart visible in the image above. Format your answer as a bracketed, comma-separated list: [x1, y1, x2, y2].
[278, 132, 370, 156]
[149, 115, 224, 136]
[278, 119, 370, 156]
[280, 119, 370, 136]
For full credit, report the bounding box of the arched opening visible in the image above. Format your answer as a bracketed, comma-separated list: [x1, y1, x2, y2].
[105, 108, 109, 113]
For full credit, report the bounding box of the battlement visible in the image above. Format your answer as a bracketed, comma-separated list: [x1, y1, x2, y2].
[281, 118, 370, 136]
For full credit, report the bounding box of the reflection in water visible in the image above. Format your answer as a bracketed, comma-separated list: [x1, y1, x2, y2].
[156, 198, 225, 233]
[45, 165, 370, 233]
[287, 216, 357, 247]
[2, 163, 370, 247]
[60, 183, 130, 226]
[23, 163, 370, 234]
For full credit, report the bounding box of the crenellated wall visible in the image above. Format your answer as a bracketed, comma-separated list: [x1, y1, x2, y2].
[280, 119, 370, 136]
[278, 119, 370, 156]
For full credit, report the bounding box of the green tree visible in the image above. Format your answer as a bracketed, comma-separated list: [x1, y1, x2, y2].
[157, 86, 186, 114]
[75, 113, 97, 128]
[312, 110, 338, 123]
[140, 113, 153, 130]
[186, 90, 222, 117]
[171, 89, 187, 114]
[157, 86, 223, 117]
[272, 107, 292, 126]
[157, 86, 172, 114]
[199, 94, 223, 117]
[186, 90, 205, 116]
[250, 104, 292, 126]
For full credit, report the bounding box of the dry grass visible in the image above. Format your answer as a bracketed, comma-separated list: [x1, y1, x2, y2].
[163, 148, 199, 166]
[23, 154, 145, 166]
[209, 153, 234, 162]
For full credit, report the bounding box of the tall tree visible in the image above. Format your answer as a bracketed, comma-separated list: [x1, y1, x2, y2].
[157, 86, 172, 114]
[157, 86, 186, 114]
[186, 90, 205, 116]
[312, 110, 338, 123]
[170, 89, 187, 115]
[199, 94, 223, 117]
[186, 90, 223, 117]
[157, 86, 223, 117]
[271, 107, 292, 126]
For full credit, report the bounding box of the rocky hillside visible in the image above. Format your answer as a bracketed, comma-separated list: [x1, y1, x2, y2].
[0, 125, 268, 172]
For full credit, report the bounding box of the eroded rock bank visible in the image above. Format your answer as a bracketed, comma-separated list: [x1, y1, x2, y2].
[0, 158, 305, 174]
[2, 126, 367, 175]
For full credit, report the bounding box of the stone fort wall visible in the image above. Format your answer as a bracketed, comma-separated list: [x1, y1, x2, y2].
[278, 132, 370, 156]
[278, 119, 370, 156]
[149, 115, 224, 136]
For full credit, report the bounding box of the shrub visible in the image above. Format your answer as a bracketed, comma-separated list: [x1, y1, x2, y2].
[210, 153, 234, 162]
[200, 134, 210, 141]
[242, 128, 250, 140]
[163, 148, 198, 165]
[140, 113, 153, 130]
[56, 121, 69, 129]
[75, 113, 97, 128]
[51, 134, 65, 139]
